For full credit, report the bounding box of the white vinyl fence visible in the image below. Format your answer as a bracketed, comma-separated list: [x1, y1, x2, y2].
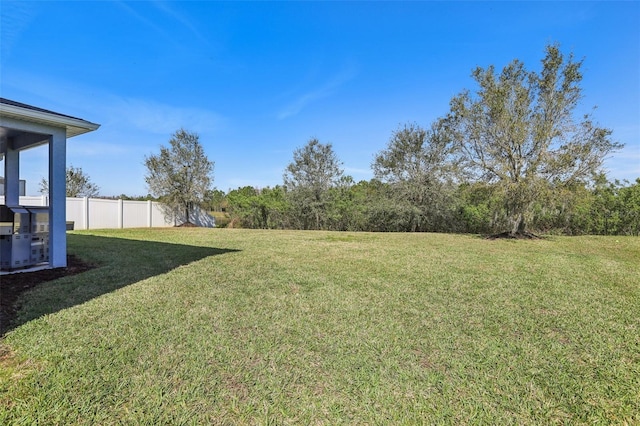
[0, 196, 215, 230]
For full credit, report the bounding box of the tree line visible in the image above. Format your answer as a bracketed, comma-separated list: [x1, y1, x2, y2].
[207, 166, 639, 236]
[144, 44, 637, 236]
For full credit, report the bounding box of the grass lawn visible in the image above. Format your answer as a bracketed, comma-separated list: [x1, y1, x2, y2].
[1, 229, 639, 424]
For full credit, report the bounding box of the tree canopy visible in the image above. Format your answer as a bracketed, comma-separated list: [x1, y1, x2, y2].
[445, 44, 623, 235]
[39, 165, 100, 198]
[137, 45, 636, 237]
[373, 122, 458, 231]
[144, 128, 214, 225]
[283, 138, 344, 230]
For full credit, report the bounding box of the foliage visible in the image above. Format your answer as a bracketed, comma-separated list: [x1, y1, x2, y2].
[584, 176, 640, 236]
[128, 46, 634, 237]
[217, 176, 639, 235]
[355, 179, 421, 232]
[117, 194, 157, 201]
[144, 128, 214, 225]
[39, 165, 100, 197]
[373, 122, 458, 232]
[226, 186, 287, 229]
[453, 182, 498, 234]
[616, 178, 640, 235]
[445, 44, 623, 235]
[283, 138, 345, 230]
[203, 188, 227, 212]
[324, 176, 367, 231]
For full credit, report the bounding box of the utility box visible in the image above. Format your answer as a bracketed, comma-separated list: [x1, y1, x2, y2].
[28, 207, 50, 233]
[0, 234, 31, 269]
[30, 233, 50, 264]
[0, 205, 50, 270]
[5, 207, 30, 234]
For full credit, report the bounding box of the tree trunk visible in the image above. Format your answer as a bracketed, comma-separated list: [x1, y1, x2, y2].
[510, 212, 526, 236]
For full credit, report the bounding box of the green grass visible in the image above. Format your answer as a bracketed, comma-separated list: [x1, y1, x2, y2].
[1, 229, 639, 424]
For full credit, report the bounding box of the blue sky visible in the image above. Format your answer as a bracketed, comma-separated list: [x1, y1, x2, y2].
[1, 1, 638, 196]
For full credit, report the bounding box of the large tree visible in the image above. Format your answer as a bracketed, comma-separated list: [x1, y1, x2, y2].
[445, 44, 622, 236]
[283, 138, 344, 230]
[373, 121, 458, 232]
[39, 165, 100, 197]
[144, 128, 214, 225]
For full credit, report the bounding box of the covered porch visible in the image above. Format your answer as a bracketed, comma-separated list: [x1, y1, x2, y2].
[0, 98, 99, 272]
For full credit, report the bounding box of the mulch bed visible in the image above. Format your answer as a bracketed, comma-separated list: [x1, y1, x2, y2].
[1, 255, 95, 335]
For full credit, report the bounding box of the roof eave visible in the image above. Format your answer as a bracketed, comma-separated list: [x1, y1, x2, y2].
[0, 103, 100, 138]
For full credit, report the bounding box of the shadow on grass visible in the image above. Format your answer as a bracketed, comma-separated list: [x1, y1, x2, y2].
[3, 233, 240, 335]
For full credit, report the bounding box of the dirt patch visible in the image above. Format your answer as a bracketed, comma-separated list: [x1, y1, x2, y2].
[485, 231, 542, 240]
[176, 222, 198, 227]
[0, 255, 95, 335]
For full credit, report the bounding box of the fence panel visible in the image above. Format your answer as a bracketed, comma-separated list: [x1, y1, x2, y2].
[2, 196, 214, 229]
[88, 198, 120, 229]
[0, 196, 47, 206]
[123, 201, 150, 228]
[66, 198, 86, 229]
[152, 203, 175, 227]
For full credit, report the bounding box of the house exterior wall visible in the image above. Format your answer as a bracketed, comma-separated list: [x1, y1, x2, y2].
[2, 98, 100, 270]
